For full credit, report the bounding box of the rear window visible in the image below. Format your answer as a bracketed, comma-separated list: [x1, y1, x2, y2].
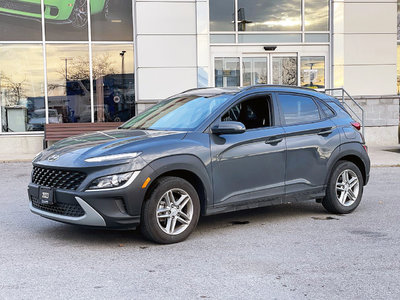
[278, 94, 321, 125]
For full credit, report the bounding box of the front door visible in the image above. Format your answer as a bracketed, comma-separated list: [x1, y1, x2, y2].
[242, 54, 298, 86]
[210, 93, 286, 208]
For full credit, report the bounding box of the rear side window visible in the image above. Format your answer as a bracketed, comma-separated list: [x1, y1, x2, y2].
[278, 94, 321, 125]
[318, 100, 335, 118]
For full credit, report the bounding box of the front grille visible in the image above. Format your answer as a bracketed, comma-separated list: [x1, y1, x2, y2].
[31, 196, 85, 217]
[0, 0, 41, 14]
[32, 167, 86, 191]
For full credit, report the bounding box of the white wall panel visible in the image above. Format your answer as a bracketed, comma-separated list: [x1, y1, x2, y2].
[343, 3, 396, 34]
[138, 67, 197, 100]
[136, 2, 196, 34]
[343, 65, 397, 96]
[137, 35, 197, 67]
[343, 34, 396, 65]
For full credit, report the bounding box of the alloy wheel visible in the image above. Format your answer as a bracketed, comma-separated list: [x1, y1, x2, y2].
[335, 169, 360, 206]
[156, 188, 193, 235]
[70, 0, 88, 28]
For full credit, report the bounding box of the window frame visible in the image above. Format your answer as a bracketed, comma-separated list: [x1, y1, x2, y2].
[212, 92, 278, 132]
[315, 98, 337, 119]
[276, 92, 323, 127]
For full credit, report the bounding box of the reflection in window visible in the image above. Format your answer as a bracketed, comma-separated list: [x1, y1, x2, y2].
[122, 95, 232, 131]
[215, 58, 240, 87]
[0, 2, 42, 41]
[278, 94, 321, 125]
[92, 44, 135, 122]
[237, 0, 301, 31]
[242, 58, 268, 86]
[0, 44, 45, 132]
[305, 0, 329, 31]
[46, 44, 90, 123]
[45, 0, 89, 41]
[272, 57, 298, 86]
[301, 56, 325, 89]
[91, 0, 133, 41]
[209, 0, 235, 31]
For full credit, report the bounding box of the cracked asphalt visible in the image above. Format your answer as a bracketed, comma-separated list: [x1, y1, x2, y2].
[0, 163, 399, 299]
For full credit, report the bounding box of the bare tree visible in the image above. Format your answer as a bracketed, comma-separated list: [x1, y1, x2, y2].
[57, 53, 117, 81]
[0, 73, 26, 106]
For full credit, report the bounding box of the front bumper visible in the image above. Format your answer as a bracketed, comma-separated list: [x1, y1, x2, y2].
[27, 166, 155, 229]
[30, 196, 107, 227]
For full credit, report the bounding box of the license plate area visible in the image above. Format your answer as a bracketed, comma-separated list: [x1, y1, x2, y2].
[39, 187, 55, 205]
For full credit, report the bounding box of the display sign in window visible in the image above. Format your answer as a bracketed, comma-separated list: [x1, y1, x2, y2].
[300, 56, 325, 89]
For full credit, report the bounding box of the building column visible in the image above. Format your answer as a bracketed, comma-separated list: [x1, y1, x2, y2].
[332, 0, 399, 145]
[135, 0, 200, 113]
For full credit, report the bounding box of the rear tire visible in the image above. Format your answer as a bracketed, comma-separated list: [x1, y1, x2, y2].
[322, 161, 364, 214]
[141, 177, 200, 244]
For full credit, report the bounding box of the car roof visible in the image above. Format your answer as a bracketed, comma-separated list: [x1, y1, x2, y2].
[179, 85, 333, 100]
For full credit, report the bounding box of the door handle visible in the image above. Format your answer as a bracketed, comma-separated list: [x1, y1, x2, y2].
[265, 136, 283, 145]
[318, 127, 333, 136]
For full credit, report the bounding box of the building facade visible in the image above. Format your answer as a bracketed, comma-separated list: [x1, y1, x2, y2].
[0, 0, 398, 160]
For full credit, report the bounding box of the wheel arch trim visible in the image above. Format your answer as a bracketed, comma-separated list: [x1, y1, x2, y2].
[325, 143, 370, 187]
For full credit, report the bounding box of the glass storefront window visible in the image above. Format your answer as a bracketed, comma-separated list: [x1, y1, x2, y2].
[0, 1, 42, 41]
[237, 0, 301, 31]
[209, 0, 235, 31]
[0, 44, 45, 132]
[305, 0, 329, 31]
[272, 57, 298, 86]
[46, 44, 91, 123]
[45, 0, 88, 41]
[242, 58, 268, 86]
[301, 56, 325, 89]
[92, 44, 135, 122]
[215, 58, 240, 87]
[90, 0, 133, 41]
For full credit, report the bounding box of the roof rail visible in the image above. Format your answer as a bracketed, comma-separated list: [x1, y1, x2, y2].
[324, 88, 365, 137]
[180, 87, 211, 94]
[241, 84, 322, 93]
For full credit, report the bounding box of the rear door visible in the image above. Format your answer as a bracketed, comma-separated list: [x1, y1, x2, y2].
[276, 92, 341, 201]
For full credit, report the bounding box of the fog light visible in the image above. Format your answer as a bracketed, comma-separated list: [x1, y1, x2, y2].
[88, 172, 134, 190]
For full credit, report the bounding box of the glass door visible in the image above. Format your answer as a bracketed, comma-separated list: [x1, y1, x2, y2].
[271, 55, 298, 86]
[241, 54, 298, 86]
[242, 57, 268, 86]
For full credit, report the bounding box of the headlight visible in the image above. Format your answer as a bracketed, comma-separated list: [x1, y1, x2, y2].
[88, 172, 135, 190]
[33, 151, 43, 162]
[85, 152, 141, 163]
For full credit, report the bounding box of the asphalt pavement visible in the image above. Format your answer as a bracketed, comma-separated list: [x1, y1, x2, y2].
[0, 163, 399, 299]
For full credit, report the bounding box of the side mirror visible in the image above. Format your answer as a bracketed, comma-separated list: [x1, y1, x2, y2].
[211, 121, 246, 135]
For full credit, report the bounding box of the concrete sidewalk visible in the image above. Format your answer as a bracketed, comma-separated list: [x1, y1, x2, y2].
[368, 145, 400, 167]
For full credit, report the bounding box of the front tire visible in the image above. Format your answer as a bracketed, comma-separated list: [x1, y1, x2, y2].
[141, 177, 200, 244]
[69, 0, 88, 28]
[322, 161, 364, 214]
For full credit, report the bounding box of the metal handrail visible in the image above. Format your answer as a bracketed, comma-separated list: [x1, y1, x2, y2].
[324, 88, 365, 137]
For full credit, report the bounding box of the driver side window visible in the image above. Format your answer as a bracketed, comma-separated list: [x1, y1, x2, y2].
[222, 95, 272, 130]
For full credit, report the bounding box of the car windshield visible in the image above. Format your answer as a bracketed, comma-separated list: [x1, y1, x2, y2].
[120, 94, 233, 131]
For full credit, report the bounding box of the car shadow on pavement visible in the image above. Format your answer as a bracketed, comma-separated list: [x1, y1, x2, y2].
[35, 200, 330, 246]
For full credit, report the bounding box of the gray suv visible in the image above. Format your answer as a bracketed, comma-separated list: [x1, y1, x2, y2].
[28, 86, 370, 244]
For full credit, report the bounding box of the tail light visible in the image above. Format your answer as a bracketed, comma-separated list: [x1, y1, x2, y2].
[351, 122, 361, 131]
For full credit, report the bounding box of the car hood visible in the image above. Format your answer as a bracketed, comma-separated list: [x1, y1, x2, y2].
[35, 129, 186, 167]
